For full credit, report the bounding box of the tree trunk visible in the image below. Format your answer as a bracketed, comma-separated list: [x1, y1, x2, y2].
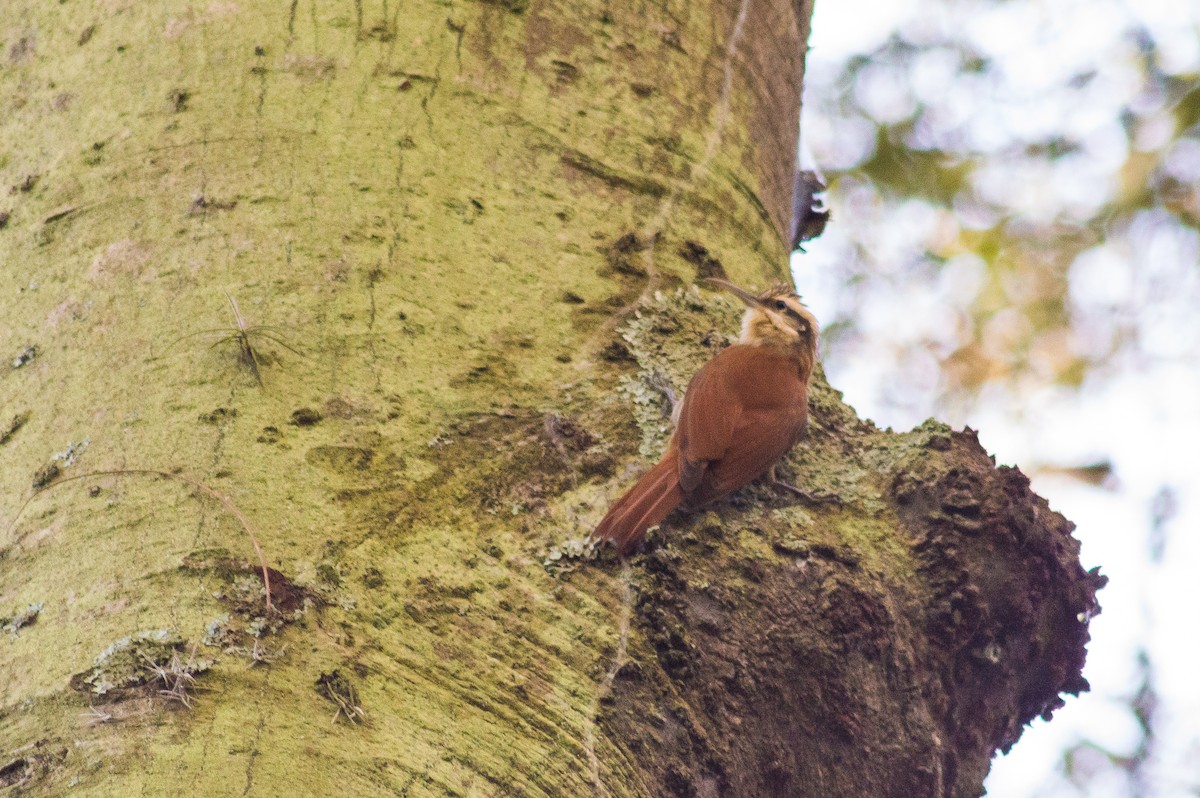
[0, 1, 1101, 796]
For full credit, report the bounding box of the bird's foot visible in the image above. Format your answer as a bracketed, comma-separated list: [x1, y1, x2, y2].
[767, 465, 842, 506]
[770, 479, 842, 506]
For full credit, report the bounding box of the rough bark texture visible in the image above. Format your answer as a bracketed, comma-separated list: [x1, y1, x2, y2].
[585, 292, 1103, 798]
[0, 1, 1100, 797]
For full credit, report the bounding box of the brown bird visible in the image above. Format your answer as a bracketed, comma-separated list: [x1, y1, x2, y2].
[595, 278, 821, 555]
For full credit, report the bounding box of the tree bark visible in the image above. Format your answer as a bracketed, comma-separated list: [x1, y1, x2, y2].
[0, 1, 1100, 797]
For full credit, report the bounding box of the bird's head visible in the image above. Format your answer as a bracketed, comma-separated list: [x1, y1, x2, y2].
[705, 278, 819, 362]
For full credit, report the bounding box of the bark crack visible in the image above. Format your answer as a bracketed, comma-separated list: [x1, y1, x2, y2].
[253, 48, 268, 124]
[191, 381, 237, 550]
[241, 708, 265, 795]
[584, 563, 635, 797]
[365, 266, 382, 393]
[419, 71, 441, 132]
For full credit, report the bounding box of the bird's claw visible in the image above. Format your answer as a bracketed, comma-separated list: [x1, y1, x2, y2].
[770, 479, 843, 507]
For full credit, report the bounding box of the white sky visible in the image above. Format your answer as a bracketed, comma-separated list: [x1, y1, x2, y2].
[797, 0, 1200, 795]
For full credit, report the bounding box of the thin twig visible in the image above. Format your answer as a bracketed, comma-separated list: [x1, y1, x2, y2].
[81, 706, 114, 725]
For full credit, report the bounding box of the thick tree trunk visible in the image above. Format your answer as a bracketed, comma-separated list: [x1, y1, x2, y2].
[0, 1, 1100, 796]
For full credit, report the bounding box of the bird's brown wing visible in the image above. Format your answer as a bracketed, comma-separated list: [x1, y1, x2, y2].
[696, 405, 806, 504]
[676, 346, 809, 505]
[674, 353, 739, 498]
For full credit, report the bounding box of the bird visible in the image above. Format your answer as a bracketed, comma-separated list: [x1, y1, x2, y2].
[595, 278, 822, 555]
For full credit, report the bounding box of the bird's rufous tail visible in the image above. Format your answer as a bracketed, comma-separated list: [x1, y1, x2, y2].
[594, 451, 683, 555]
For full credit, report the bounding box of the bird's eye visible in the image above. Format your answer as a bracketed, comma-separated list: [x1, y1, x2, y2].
[775, 300, 787, 310]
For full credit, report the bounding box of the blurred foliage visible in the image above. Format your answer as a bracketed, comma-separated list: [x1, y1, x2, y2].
[800, 3, 1200, 796]
[800, 0, 1200, 410]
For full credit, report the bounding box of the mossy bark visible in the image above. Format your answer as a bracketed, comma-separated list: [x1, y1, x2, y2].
[0, 2, 1100, 797]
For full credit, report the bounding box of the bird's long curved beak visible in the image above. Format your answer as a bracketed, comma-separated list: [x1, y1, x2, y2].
[703, 278, 766, 309]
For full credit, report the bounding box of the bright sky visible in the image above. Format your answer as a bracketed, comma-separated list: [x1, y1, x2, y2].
[796, 0, 1200, 795]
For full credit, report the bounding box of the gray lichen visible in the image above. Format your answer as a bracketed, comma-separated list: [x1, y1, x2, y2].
[2, 603, 42, 635]
[543, 535, 604, 575]
[12, 344, 37, 368]
[201, 614, 234, 648]
[616, 287, 739, 458]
